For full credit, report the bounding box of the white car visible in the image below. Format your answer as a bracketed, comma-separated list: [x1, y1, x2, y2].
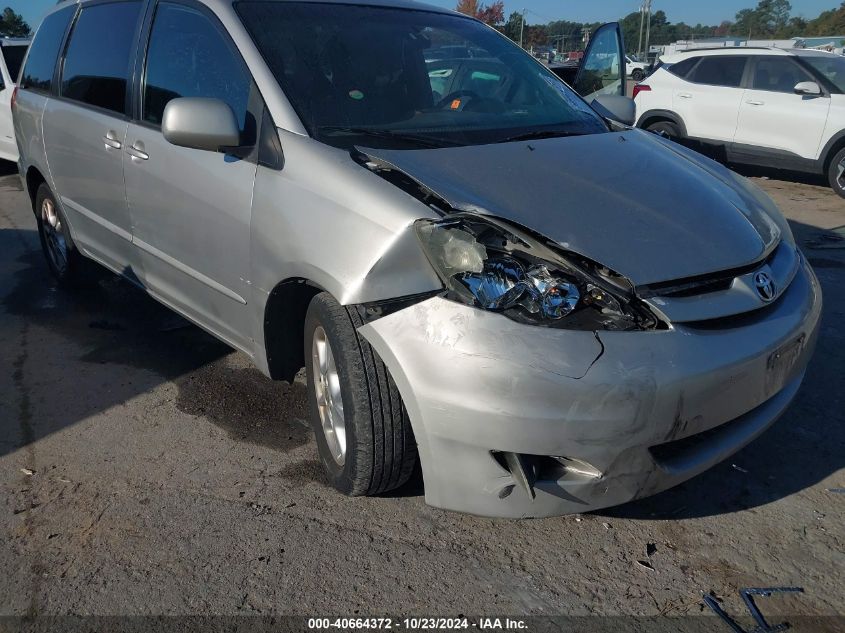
[634, 47, 845, 197]
[0, 38, 29, 162]
[626, 55, 649, 82]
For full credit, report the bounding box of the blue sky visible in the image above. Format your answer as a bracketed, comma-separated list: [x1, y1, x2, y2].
[8, 0, 838, 31]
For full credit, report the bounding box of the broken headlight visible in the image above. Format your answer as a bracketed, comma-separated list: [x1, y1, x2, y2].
[415, 215, 660, 331]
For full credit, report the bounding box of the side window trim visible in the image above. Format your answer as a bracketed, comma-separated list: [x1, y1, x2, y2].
[55, 0, 148, 119]
[136, 0, 255, 131]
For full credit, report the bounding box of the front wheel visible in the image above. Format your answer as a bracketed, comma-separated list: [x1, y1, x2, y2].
[826, 147, 845, 199]
[646, 120, 681, 141]
[304, 292, 417, 496]
[631, 69, 645, 82]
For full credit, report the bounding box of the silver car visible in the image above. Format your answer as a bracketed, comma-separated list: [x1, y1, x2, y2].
[14, 0, 821, 518]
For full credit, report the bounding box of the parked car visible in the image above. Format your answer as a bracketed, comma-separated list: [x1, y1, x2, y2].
[634, 47, 845, 197]
[14, 0, 820, 518]
[626, 54, 649, 82]
[0, 37, 30, 162]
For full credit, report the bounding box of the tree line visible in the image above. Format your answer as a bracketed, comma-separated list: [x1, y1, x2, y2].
[458, 0, 845, 52]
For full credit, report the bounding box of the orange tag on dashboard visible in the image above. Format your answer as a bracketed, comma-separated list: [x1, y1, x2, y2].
[450, 99, 461, 110]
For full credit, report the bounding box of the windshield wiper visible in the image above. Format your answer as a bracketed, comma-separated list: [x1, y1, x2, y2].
[495, 129, 587, 144]
[317, 126, 458, 149]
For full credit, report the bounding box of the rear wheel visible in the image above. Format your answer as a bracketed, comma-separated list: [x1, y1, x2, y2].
[304, 292, 417, 496]
[35, 183, 91, 285]
[631, 68, 645, 82]
[826, 147, 845, 199]
[646, 120, 681, 141]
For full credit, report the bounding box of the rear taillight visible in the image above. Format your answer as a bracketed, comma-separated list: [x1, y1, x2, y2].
[10, 86, 18, 110]
[632, 84, 651, 99]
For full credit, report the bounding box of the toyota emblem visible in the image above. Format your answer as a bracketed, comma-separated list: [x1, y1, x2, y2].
[754, 271, 776, 302]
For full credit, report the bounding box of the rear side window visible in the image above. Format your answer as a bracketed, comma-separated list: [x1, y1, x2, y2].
[687, 56, 747, 88]
[61, 1, 143, 115]
[19, 6, 75, 92]
[752, 57, 809, 93]
[142, 2, 250, 130]
[666, 56, 699, 79]
[2, 45, 28, 83]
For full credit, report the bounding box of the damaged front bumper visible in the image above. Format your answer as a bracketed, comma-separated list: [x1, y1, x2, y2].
[357, 259, 822, 518]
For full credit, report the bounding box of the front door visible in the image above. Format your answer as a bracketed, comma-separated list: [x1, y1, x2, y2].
[574, 23, 626, 102]
[671, 55, 748, 143]
[124, 0, 256, 351]
[42, 0, 143, 273]
[734, 55, 830, 161]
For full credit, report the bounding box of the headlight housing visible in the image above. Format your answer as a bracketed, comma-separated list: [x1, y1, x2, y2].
[415, 215, 661, 331]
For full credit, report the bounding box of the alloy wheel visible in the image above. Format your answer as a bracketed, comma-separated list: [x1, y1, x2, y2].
[41, 197, 68, 276]
[312, 325, 347, 465]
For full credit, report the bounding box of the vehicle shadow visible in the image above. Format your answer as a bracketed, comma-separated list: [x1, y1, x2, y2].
[0, 223, 313, 461]
[730, 163, 829, 188]
[603, 219, 845, 520]
[0, 160, 18, 177]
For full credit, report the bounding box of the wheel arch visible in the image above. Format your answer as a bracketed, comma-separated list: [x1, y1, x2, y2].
[263, 277, 324, 382]
[636, 109, 688, 138]
[25, 166, 48, 213]
[820, 130, 845, 174]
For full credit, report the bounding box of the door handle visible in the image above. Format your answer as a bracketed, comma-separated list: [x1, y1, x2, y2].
[677, 92, 692, 99]
[127, 142, 149, 161]
[746, 100, 765, 106]
[103, 131, 122, 150]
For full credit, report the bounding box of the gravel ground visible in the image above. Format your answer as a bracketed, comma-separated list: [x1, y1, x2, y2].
[0, 161, 843, 630]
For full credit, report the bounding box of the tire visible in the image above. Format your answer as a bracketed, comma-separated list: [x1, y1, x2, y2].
[34, 183, 91, 285]
[304, 292, 417, 496]
[826, 147, 845, 199]
[646, 120, 681, 141]
[631, 69, 645, 82]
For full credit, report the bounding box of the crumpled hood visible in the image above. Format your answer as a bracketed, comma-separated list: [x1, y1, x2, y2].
[361, 129, 782, 286]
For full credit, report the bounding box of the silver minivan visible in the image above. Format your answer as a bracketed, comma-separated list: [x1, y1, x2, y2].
[14, 0, 821, 518]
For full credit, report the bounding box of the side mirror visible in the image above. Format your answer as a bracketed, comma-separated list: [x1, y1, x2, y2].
[162, 97, 240, 152]
[794, 81, 822, 96]
[591, 94, 636, 126]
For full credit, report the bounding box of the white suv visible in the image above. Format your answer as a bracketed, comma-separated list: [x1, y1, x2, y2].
[634, 47, 845, 197]
[0, 38, 29, 162]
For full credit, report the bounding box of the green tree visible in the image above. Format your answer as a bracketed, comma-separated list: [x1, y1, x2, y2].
[732, 0, 792, 37]
[0, 7, 30, 37]
[503, 11, 524, 43]
[803, 2, 845, 36]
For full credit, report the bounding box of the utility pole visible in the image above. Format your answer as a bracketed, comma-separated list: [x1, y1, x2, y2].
[637, 3, 645, 59]
[643, 0, 652, 62]
[519, 8, 526, 49]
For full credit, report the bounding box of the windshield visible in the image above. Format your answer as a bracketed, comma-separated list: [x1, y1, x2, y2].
[801, 54, 845, 93]
[235, 2, 607, 149]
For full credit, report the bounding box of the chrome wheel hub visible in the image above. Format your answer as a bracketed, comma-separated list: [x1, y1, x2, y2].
[41, 198, 68, 275]
[837, 158, 845, 190]
[312, 326, 346, 465]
